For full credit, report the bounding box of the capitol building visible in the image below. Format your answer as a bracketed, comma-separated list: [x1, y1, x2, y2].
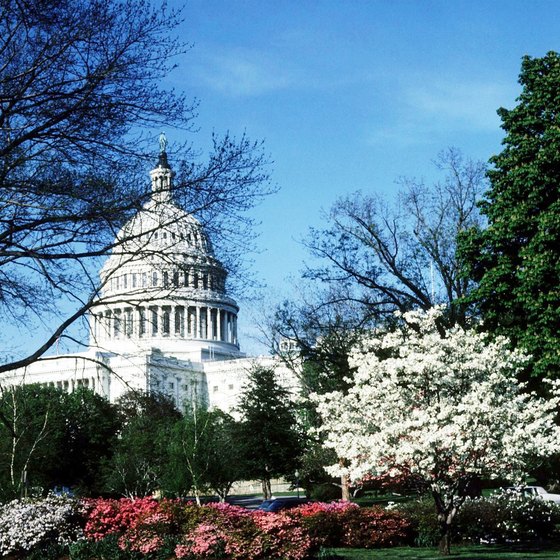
[2, 148, 295, 413]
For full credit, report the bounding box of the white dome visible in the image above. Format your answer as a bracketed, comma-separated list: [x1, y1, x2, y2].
[91, 154, 242, 360]
[116, 198, 213, 256]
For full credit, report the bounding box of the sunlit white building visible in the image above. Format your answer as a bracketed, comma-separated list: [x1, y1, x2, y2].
[2, 150, 295, 413]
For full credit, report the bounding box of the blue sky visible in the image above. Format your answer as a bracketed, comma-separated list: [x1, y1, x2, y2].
[6, 1, 559, 359]
[163, 0, 560, 352]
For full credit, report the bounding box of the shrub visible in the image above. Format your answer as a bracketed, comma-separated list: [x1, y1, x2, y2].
[396, 498, 440, 547]
[82, 496, 161, 541]
[0, 494, 83, 557]
[291, 501, 359, 547]
[174, 503, 312, 560]
[291, 501, 412, 549]
[456, 490, 560, 543]
[340, 506, 413, 548]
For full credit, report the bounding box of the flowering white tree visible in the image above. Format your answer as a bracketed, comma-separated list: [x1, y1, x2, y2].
[314, 307, 560, 555]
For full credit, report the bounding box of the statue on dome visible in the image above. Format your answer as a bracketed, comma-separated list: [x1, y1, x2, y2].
[159, 131, 168, 153]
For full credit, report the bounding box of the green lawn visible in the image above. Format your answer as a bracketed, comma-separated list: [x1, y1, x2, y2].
[319, 544, 560, 559]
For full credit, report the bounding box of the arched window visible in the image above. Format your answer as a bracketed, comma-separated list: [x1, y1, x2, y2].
[125, 308, 133, 337]
[152, 271, 158, 287]
[114, 309, 122, 337]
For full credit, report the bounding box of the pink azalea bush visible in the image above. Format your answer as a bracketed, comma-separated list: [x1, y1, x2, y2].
[289, 500, 413, 549]
[174, 502, 311, 560]
[82, 496, 161, 541]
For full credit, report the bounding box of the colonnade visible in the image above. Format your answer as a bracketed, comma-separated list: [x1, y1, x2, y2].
[109, 267, 225, 294]
[94, 304, 238, 345]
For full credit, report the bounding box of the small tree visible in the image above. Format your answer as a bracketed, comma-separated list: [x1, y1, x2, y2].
[236, 365, 303, 499]
[103, 391, 180, 498]
[314, 307, 560, 555]
[165, 406, 242, 503]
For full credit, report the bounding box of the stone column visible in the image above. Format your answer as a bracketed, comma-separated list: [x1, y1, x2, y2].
[217, 308, 222, 341]
[196, 306, 201, 338]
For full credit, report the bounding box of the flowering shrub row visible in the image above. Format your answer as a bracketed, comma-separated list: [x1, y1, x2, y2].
[3, 492, 553, 558]
[78, 497, 413, 558]
[292, 500, 412, 548]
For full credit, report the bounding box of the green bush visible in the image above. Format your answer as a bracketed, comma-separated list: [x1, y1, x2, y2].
[310, 484, 342, 502]
[396, 499, 440, 547]
[69, 534, 130, 560]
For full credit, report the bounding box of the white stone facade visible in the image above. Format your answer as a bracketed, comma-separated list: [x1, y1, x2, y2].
[1, 152, 297, 413]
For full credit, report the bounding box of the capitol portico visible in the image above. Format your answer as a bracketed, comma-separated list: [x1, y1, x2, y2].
[1, 146, 295, 412]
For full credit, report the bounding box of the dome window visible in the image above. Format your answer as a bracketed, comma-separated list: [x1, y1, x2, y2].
[114, 310, 122, 337]
[152, 271, 158, 287]
[139, 308, 146, 336]
[150, 307, 158, 335]
[125, 308, 133, 337]
[175, 306, 184, 336]
[162, 307, 171, 335]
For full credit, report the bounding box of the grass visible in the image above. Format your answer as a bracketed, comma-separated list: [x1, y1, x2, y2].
[319, 544, 560, 559]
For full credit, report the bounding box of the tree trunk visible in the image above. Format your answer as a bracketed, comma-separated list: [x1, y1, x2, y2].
[341, 474, 351, 502]
[262, 478, 272, 500]
[438, 531, 451, 556]
[436, 507, 457, 556]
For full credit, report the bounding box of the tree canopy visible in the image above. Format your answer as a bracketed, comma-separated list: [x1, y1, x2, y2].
[302, 148, 485, 329]
[460, 51, 560, 383]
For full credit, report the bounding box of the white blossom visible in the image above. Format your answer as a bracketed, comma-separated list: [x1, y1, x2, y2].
[0, 494, 82, 555]
[315, 306, 560, 516]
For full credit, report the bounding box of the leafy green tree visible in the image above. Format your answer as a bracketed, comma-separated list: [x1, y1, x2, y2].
[53, 388, 119, 495]
[236, 366, 303, 499]
[164, 406, 242, 503]
[205, 412, 245, 501]
[460, 52, 560, 384]
[0, 385, 64, 499]
[0, 385, 119, 500]
[103, 390, 180, 498]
